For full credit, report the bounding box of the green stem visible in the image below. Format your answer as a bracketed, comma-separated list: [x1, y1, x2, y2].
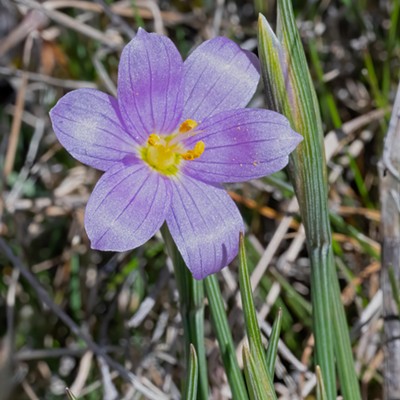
[330, 257, 362, 399]
[258, 1, 361, 396]
[309, 247, 336, 399]
[204, 275, 249, 400]
[161, 225, 208, 400]
[265, 308, 282, 377]
[258, 10, 338, 393]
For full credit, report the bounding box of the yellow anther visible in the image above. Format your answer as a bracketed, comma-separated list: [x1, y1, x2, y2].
[182, 152, 195, 161]
[179, 119, 198, 133]
[193, 141, 205, 157]
[182, 141, 205, 161]
[148, 134, 161, 146]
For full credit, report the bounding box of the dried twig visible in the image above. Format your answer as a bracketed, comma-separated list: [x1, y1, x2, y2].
[98, 356, 119, 400]
[15, 0, 123, 49]
[0, 66, 98, 89]
[0, 268, 20, 400]
[93, 47, 117, 96]
[0, 238, 168, 400]
[6, 116, 45, 211]
[92, 0, 135, 39]
[3, 33, 33, 177]
[69, 351, 93, 396]
[21, 381, 40, 400]
[0, 9, 48, 58]
[380, 81, 400, 400]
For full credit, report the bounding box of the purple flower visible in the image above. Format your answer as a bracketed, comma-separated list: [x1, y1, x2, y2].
[50, 29, 302, 280]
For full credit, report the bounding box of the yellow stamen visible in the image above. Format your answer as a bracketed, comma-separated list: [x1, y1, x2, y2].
[179, 119, 198, 133]
[146, 144, 177, 172]
[148, 133, 161, 146]
[182, 141, 205, 161]
[141, 124, 204, 176]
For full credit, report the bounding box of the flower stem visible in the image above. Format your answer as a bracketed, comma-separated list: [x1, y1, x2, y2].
[161, 225, 208, 400]
[330, 258, 362, 399]
[308, 247, 336, 399]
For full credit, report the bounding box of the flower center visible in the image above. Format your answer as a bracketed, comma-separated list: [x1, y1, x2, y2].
[140, 119, 205, 176]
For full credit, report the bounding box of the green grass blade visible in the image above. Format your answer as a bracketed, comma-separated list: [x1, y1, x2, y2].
[329, 213, 379, 259]
[185, 344, 199, 400]
[258, 8, 336, 397]
[308, 39, 342, 129]
[347, 152, 374, 209]
[269, 269, 312, 317]
[242, 346, 276, 400]
[69, 254, 82, 320]
[265, 308, 282, 376]
[238, 234, 271, 378]
[204, 274, 249, 400]
[382, 0, 400, 96]
[329, 263, 362, 399]
[258, 1, 361, 398]
[363, 49, 387, 111]
[161, 225, 208, 400]
[309, 249, 336, 400]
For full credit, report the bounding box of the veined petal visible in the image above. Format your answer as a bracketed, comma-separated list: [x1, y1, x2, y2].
[182, 37, 260, 122]
[118, 29, 184, 143]
[184, 109, 302, 183]
[50, 89, 136, 171]
[85, 159, 170, 251]
[166, 175, 243, 280]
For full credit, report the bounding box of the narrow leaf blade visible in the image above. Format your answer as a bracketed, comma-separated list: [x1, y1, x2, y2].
[185, 344, 199, 400]
[265, 308, 282, 376]
[242, 346, 276, 400]
[257, 14, 291, 117]
[238, 234, 277, 400]
[238, 234, 269, 374]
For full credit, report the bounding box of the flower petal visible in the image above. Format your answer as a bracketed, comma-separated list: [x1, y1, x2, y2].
[85, 159, 170, 251]
[184, 109, 303, 183]
[182, 37, 260, 122]
[118, 29, 184, 143]
[50, 89, 137, 171]
[166, 175, 243, 279]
